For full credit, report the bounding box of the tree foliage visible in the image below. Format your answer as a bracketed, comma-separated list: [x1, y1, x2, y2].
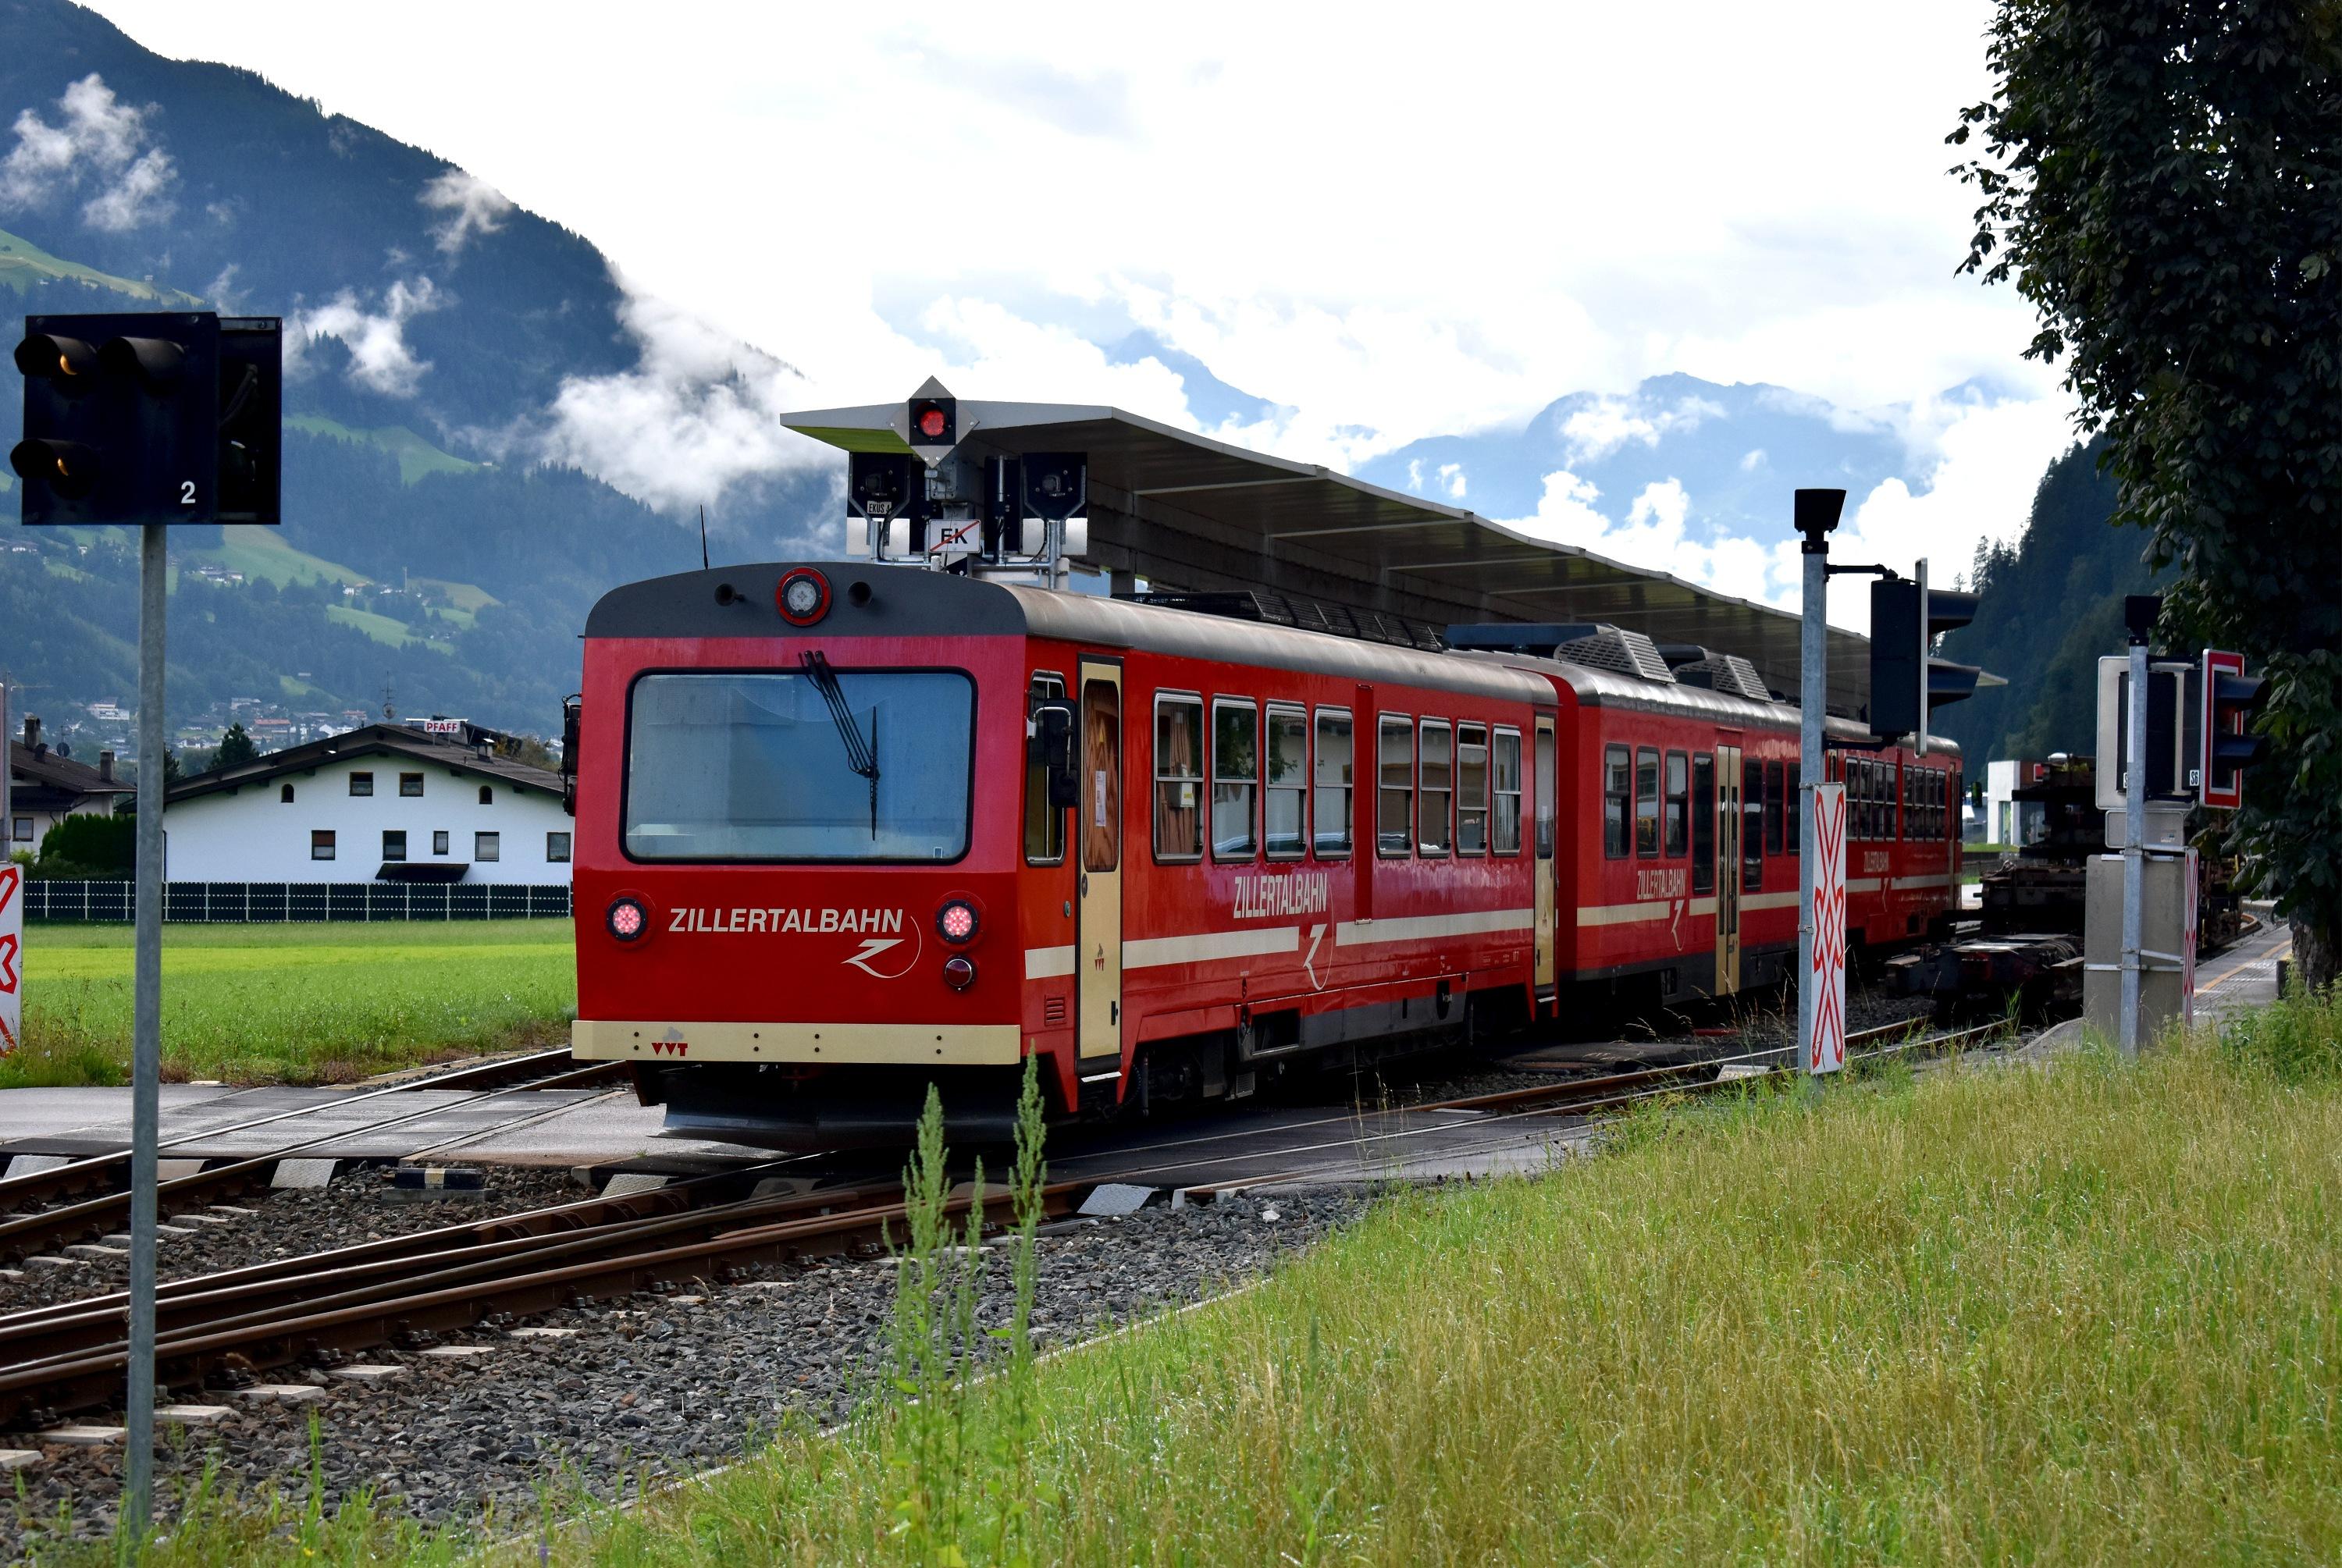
[213, 722, 258, 770]
[1953, 0, 2342, 986]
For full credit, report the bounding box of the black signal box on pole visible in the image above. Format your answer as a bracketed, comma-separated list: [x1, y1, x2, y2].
[1869, 573, 1983, 740]
[10, 311, 280, 527]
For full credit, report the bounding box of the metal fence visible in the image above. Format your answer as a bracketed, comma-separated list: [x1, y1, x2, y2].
[23, 880, 572, 923]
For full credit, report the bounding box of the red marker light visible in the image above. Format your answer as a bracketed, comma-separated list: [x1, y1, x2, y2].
[936, 899, 979, 944]
[917, 407, 947, 439]
[608, 898, 649, 941]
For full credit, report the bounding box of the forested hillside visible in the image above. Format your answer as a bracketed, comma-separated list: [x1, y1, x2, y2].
[1934, 439, 2164, 763]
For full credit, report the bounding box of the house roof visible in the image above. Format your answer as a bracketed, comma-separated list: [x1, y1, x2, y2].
[782, 393, 1879, 713]
[10, 741, 133, 798]
[166, 724, 561, 806]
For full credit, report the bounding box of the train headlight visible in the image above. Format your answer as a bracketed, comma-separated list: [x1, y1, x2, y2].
[776, 567, 831, 626]
[942, 955, 977, 990]
[607, 897, 650, 942]
[936, 899, 979, 944]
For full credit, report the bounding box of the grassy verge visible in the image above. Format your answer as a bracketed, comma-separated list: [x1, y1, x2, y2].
[5, 920, 574, 1087]
[59, 986, 2342, 1565]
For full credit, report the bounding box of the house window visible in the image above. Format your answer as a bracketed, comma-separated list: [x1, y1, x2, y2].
[1211, 699, 1258, 862]
[12, 816, 30, 843]
[279, 784, 295, 804]
[1635, 746, 1660, 858]
[400, 772, 424, 797]
[1491, 728, 1522, 855]
[349, 772, 373, 797]
[546, 831, 572, 863]
[1418, 720, 1453, 856]
[1664, 751, 1689, 858]
[1152, 694, 1204, 862]
[383, 830, 407, 862]
[311, 830, 336, 861]
[478, 784, 493, 806]
[1264, 705, 1307, 860]
[474, 831, 500, 862]
[1023, 674, 1066, 866]
[1603, 744, 1632, 859]
[1455, 724, 1490, 855]
[433, 830, 450, 855]
[1312, 708, 1353, 858]
[1376, 716, 1414, 858]
[1692, 754, 1715, 894]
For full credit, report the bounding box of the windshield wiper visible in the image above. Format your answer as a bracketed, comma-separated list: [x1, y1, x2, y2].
[801, 649, 880, 840]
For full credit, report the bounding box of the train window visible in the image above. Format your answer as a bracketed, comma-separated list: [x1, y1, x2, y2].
[1153, 694, 1205, 862]
[1418, 720, 1454, 856]
[1535, 724, 1556, 861]
[1663, 751, 1689, 858]
[1211, 700, 1259, 862]
[1314, 708, 1354, 857]
[1377, 716, 1414, 857]
[1024, 674, 1066, 866]
[1084, 680, 1121, 873]
[1765, 760, 1785, 856]
[1891, 759, 1904, 840]
[1742, 763, 1764, 891]
[1492, 727, 1522, 855]
[1603, 745, 1632, 859]
[1856, 760, 1873, 840]
[1634, 746, 1660, 859]
[1691, 754, 1714, 894]
[624, 670, 975, 863]
[1264, 705, 1308, 860]
[1456, 724, 1490, 855]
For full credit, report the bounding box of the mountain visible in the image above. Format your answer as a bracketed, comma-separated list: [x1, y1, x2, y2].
[1932, 439, 2164, 764]
[0, 0, 831, 750]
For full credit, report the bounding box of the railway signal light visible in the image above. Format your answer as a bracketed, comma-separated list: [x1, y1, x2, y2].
[2192, 649, 2267, 810]
[9, 311, 280, 527]
[1868, 562, 1985, 741]
[906, 375, 956, 464]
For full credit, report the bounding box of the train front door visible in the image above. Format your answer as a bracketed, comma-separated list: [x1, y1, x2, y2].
[1714, 744, 1742, 995]
[1077, 660, 1123, 1066]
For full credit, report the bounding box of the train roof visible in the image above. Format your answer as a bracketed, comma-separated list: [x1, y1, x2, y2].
[585, 563, 1959, 756]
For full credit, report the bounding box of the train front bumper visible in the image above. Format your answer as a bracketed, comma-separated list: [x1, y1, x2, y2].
[570, 1019, 1021, 1067]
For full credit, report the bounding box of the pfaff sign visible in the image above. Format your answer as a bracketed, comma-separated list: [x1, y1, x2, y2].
[0, 862, 20, 1055]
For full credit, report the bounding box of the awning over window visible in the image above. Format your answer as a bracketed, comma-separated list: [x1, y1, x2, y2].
[376, 862, 469, 884]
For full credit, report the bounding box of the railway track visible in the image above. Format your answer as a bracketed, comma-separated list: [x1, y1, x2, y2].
[0, 1015, 2020, 1427]
[0, 1048, 626, 1260]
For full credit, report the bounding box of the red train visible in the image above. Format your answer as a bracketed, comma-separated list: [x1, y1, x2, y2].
[568, 562, 1960, 1146]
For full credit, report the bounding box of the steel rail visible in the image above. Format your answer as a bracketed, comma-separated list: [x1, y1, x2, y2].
[0, 1059, 627, 1260]
[0, 1015, 2019, 1423]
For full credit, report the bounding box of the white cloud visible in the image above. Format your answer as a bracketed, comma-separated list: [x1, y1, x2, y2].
[290, 278, 440, 396]
[1739, 447, 1767, 472]
[418, 169, 512, 254]
[0, 73, 177, 229]
[1500, 472, 1796, 610]
[1559, 393, 1728, 465]
[1436, 462, 1465, 500]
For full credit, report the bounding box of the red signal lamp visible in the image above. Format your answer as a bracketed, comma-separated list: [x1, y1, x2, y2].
[936, 898, 979, 944]
[607, 897, 650, 942]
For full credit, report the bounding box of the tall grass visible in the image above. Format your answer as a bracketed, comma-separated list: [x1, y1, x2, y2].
[5, 919, 574, 1086]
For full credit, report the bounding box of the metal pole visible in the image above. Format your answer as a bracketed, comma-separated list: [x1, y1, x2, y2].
[2119, 635, 2148, 1057]
[126, 521, 166, 1531]
[1792, 489, 1842, 1073]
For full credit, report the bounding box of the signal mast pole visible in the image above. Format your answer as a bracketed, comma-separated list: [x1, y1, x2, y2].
[124, 521, 166, 1529]
[1794, 489, 1844, 1073]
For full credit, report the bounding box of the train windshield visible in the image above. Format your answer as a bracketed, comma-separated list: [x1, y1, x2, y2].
[623, 670, 975, 862]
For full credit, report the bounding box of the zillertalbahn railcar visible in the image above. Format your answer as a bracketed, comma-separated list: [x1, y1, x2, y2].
[568, 562, 1959, 1147]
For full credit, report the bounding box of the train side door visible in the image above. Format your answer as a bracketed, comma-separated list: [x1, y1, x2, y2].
[1077, 660, 1124, 1066]
[1714, 744, 1742, 994]
[1533, 715, 1557, 997]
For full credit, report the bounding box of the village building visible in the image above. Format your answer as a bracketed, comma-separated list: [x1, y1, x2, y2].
[9, 717, 133, 849]
[162, 723, 572, 884]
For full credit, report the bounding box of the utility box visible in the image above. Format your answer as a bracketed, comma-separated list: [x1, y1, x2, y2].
[2083, 848, 2198, 1044]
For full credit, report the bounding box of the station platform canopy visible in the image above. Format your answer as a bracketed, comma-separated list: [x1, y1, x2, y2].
[783, 392, 1874, 715]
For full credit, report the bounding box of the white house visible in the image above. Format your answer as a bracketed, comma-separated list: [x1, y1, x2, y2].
[163, 724, 572, 884]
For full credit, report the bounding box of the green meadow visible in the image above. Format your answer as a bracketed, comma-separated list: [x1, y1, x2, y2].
[4, 919, 575, 1087]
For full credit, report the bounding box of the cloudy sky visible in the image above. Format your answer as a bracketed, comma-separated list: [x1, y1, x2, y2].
[85, 0, 2070, 628]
